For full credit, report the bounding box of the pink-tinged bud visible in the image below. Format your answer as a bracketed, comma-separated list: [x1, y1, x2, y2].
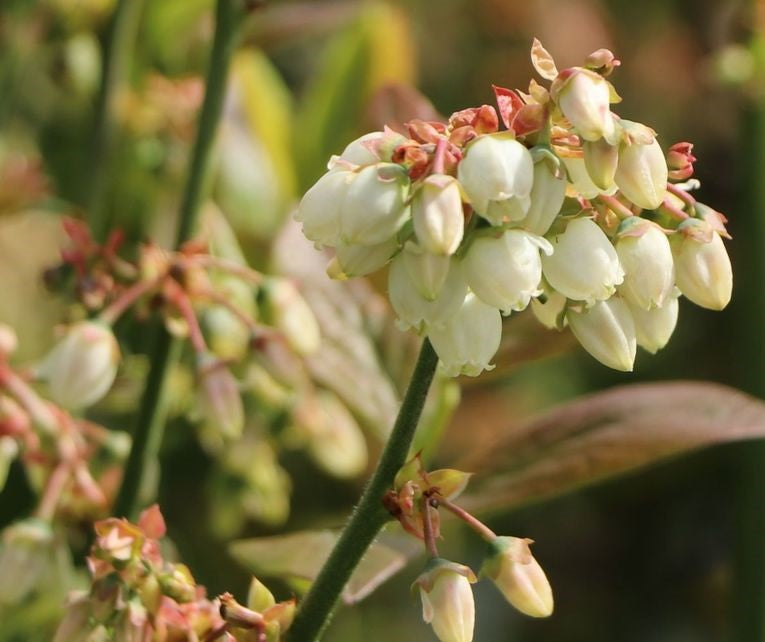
[672, 220, 732, 310]
[541, 218, 624, 305]
[388, 255, 467, 332]
[0, 518, 56, 605]
[482, 537, 553, 618]
[414, 559, 476, 642]
[457, 133, 534, 225]
[615, 219, 675, 310]
[0, 324, 17, 358]
[294, 169, 351, 247]
[523, 155, 566, 235]
[402, 243, 452, 301]
[331, 131, 384, 168]
[327, 236, 399, 279]
[531, 291, 567, 330]
[262, 278, 320, 356]
[567, 297, 636, 371]
[666, 142, 696, 181]
[628, 293, 679, 354]
[427, 293, 502, 377]
[340, 163, 411, 246]
[551, 68, 615, 141]
[614, 133, 668, 210]
[38, 321, 120, 410]
[583, 138, 618, 190]
[462, 230, 552, 314]
[562, 156, 618, 200]
[412, 175, 465, 255]
[197, 355, 244, 443]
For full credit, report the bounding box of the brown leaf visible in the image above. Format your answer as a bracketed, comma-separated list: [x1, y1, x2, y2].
[461, 382, 765, 513]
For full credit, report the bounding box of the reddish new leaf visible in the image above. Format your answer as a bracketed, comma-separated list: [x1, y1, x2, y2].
[492, 85, 525, 131]
[461, 382, 765, 513]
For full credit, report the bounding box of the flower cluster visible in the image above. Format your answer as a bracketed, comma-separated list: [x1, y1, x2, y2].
[385, 456, 552, 642]
[53, 504, 294, 642]
[296, 39, 732, 374]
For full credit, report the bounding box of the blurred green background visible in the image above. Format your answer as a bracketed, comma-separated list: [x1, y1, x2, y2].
[0, 0, 763, 640]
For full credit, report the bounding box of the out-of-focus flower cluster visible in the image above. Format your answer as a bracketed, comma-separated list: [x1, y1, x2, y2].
[41, 216, 376, 530]
[296, 39, 732, 374]
[54, 504, 295, 642]
[385, 456, 552, 642]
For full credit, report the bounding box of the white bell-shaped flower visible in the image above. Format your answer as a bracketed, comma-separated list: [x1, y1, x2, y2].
[531, 290, 567, 330]
[462, 230, 552, 314]
[615, 219, 675, 309]
[672, 221, 732, 310]
[522, 157, 566, 235]
[614, 137, 668, 210]
[567, 297, 636, 371]
[327, 236, 399, 279]
[427, 293, 502, 377]
[457, 133, 534, 226]
[552, 67, 615, 141]
[388, 254, 467, 332]
[340, 163, 411, 246]
[541, 218, 624, 305]
[330, 131, 383, 168]
[294, 169, 352, 247]
[562, 156, 618, 200]
[583, 138, 618, 190]
[402, 243, 452, 301]
[412, 174, 465, 255]
[415, 560, 476, 642]
[628, 293, 679, 354]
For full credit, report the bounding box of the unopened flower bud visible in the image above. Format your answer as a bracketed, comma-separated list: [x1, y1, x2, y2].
[481, 536, 553, 618]
[531, 291, 568, 330]
[463, 230, 552, 314]
[666, 142, 696, 181]
[327, 236, 399, 280]
[457, 133, 534, 225]
[427, 293, 502, 377]
[0, 324, 17, 358]
[551, 67, 615, 141]
[198, 355, 244, 443]
[541, 218, 624, 305]
[583, 138, 618, 190]
[340, 163, 411, 246]
[262, 278, 320, 356]
[562, 156, 617, 200]
[403, 243, 452, 301]
[38, 321, 120, 410]
[388, 255, 467, 332]
[0, 518, 55, 605]
[523, 155, 566, 235]
[331, 131, 384, 167]
[295, 169, 351, 247]
[304, 391, 368, 479]
[615, 218, 675, 309]
[672, 220, 732, 310]
[614, 134, 668, 210]
[628, 293, 679, 354]
[414, 559, 476, 642]
[567, 297, 636, 371]
[412, 175, 465, 255]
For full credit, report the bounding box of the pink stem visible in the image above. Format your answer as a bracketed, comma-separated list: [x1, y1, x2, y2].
[666, 181, 697, 208]
[431, 137, 448, 175]
[189, 256, 264, 285]
[99, 274, 165, 325]
[166, 282, 208, 354]
[437, 497, 497, 542]
[598, 194, 635, 219]
[420, 496, 439, 558]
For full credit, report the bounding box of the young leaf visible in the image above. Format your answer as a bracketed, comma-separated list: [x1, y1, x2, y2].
[461, 382, 765, 513]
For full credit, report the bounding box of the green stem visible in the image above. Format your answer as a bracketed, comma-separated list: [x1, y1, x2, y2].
[113, 0, 246, 520]
[87, 0, 145, 240]
[287, 339, 439, 642]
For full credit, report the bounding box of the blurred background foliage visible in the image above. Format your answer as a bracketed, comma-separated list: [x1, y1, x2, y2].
[0, 0, 764, 640]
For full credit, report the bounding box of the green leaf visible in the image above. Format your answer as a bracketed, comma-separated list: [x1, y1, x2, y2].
[229, 528, 419, 604]
[461, 382, 765, 513]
